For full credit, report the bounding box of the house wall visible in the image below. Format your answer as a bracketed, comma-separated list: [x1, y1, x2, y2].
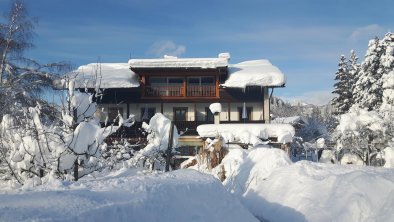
[226, 102, 264, 121]
[97, 102, 265, 122]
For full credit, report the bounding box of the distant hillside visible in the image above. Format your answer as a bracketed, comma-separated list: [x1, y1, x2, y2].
[271, 97, 336, 141]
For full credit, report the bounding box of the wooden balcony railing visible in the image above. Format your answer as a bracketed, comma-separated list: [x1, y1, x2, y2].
[186, 85, 216, 97]
[143, 85, 216, 98]
[144, 86, 185, 97]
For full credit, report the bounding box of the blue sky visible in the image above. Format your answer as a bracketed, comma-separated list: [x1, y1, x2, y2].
[1, 0, 393, 104]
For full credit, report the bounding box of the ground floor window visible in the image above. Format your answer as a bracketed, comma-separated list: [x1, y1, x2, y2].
[141, 107, 156, 122]
[108, 107, 123, 122]
[174, 107, 187, 121]
[237, 106, 252, 121]
[205, 107, 214, 122]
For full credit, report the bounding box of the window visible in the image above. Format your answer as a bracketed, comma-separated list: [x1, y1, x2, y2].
[238, 107, 252, 121]
[150, 77, 183, 86]
[205, 107, 214, 122]
[201, 76, 215, 85]
[108, 107, 123, 122]
[174, 107, 187, 121]
[150, 77, 166, 86]
[168, 77, 183, 86]
[187, 76, 215, 86]
[187, 77, 200, 85]
[141, 107, 156, 122]
[187, 76, 216, 97]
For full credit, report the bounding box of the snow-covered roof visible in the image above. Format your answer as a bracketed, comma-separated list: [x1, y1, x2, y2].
[72, 63, 139, 88]
[222, 60, 286, 88]
[70, 56, 286, 89]
[128, 57, 228, 69]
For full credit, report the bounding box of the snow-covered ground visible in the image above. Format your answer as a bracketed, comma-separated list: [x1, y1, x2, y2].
[0, 169, 257, 222]
[215, 147, 394, 222]
[1, 144, 393, 222]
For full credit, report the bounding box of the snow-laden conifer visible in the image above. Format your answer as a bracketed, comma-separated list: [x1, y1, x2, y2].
[331, 54, 353, 115]
[352, 37, 384, 110]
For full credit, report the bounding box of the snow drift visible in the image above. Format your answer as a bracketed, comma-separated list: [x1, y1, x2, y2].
[216, 147, 394, 222]
[0, 169, 258, 222]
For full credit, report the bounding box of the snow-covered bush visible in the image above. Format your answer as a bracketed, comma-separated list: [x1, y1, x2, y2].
[333, 107, 386, 165]
[0, 78, 135, 185]
[129, 113, 179, 171]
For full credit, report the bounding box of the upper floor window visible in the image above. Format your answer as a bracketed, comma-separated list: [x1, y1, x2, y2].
[187, 76, 215, 86]
[150, 77, 184, 86]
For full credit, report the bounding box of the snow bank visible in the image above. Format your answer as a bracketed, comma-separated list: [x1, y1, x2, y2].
[319, 150, 335, 163]
[72, 63, 139, 88]
[0, 169, 258, 222]
[220, 147, 292, 196]
[383, 147, 394, 168]
[197, 123, 295, 144]
[217, 148, 394, 222]
[222, 60, 286, 88]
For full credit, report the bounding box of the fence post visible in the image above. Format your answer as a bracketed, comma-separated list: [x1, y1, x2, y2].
[73, 158, 78, 181]
[165, 121, 175, 172]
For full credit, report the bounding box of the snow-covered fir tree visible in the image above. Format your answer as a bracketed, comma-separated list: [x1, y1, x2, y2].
[379, 32, 394, 140]
[348, 50, 360, 99]
[352, 37, 384, 111]
[331, 54, 353, 115]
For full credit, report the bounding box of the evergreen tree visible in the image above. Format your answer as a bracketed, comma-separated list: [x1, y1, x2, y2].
[331, 55, 352, 115]
[352, 37, 385, 111]
[348, 50, 360, 98]
[379, 33, 394, 140]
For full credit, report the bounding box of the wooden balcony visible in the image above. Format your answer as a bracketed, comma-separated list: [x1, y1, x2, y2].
[144, 86, 185, 97]
[143, 85, 216, 98]
[186, 85, 216, 97]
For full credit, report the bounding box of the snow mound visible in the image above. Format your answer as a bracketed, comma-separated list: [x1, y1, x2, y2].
[220, 147, 292, 196]
[72, 63, 139, 88]
[383, 147, 394, 168]
[218, 147, 394, 222]
[0, 169, 258, 222]
[222, 60, 286, 88]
